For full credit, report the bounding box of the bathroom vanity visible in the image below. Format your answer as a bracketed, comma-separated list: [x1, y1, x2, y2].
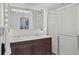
[10, 36, 52, 55]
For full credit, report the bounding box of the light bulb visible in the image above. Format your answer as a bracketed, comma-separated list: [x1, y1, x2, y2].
[5, 14, 8, 17]
[5, 19, 8, 22]
[5, 9, 8, 12]
[5, 24, 8, 27]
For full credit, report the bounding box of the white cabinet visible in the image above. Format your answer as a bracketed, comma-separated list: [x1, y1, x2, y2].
[59, 35, 78, 55]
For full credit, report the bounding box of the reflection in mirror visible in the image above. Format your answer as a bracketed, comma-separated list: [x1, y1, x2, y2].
[20, 18, 29, 29]
[8, 5, 45, 37]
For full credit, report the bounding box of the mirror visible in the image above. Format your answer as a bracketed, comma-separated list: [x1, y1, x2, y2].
[8, 8, 32, 30]
[9, 7, 44, 31]
[8, 4, 45, 37]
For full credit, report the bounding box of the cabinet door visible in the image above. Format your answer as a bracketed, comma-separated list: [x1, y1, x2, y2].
[57, 5, 77, 35]
[32, 39, 52, 55]
[59, 35, 78, 55]
[11, 47, 18, 55]
[17, 44, 32, 55]
[32, 43, 46, 55]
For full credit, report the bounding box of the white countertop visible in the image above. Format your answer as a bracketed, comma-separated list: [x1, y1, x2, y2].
[10, 35, 52, 43]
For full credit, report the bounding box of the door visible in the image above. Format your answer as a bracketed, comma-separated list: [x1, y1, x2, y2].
[59, 35, 78, 55]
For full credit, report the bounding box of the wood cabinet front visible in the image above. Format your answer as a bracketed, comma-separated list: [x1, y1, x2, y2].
[10, 37, 52, 55]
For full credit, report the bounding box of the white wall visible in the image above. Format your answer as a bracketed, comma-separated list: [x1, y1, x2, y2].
[0, 4, 3, 27]
[0, 3, 3, 55]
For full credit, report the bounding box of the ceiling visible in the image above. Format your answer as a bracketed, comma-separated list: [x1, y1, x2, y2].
[24, 3, 72, 10]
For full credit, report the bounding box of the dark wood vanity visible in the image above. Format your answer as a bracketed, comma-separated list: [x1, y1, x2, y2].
[10, 37, 52, 55]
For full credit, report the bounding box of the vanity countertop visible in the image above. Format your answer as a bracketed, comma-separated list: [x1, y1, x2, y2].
[10, 35, 52, 43]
